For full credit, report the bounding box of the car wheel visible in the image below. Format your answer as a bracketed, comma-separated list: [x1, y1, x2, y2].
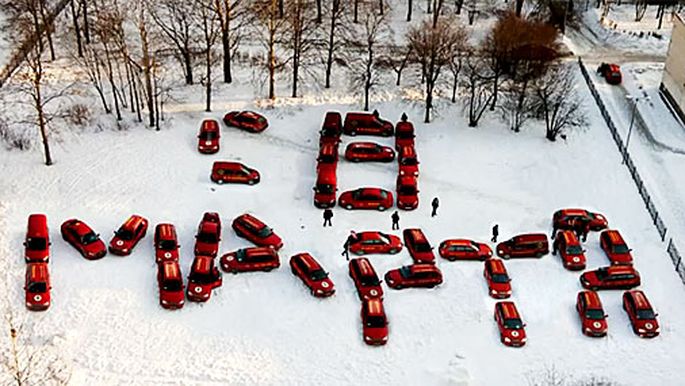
[354, 250, 363, 256]
[216, 179, 224, 185]
[395, 285, 402, 289]
[377, 206, 386, 211]
[389, 249, 398, 254]
[346, 204, 353, 210]
[502, 254, 510, 260]
[349, 130, 357, 136]
[536, 252, 543, 258]
[247, 180, 255, 185]
[264, 267, 273, 272]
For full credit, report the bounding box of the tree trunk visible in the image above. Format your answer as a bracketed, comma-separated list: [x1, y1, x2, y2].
[221, 29, 232, 83]
[324, 0, 339, 89]
[206, 53, 212, 112]
[490, 72, 498, 110]
[268, 15, 276, 99]
[133, 71, 142, 123]
[39, 1, 55, 61]
[364, 46, 372, 111]
[35, 79, 52, 165]
[278, 0, 284, 18]
[183, 51, 194, 85]
[70, 0, 83, 57]
[424, 83, 432, 123]
[427, 0, 432, 13]
[82, 0, 91, 44]
[292, 52, 299, 98]
[31, 9, 43, 53]
[139, 11, 156, 128]
[515, 0, 523, 16]
[407, 0, 413, 21]
[354, 0, 359, 23]
[379, 0, 384, 15]
[451, 72, 458, 103]
[125, 61, 135, 112]
[455, 0, 462, 14]
[316, 0, 322, 23]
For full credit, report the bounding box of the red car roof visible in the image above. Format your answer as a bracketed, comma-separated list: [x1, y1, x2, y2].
[499, 301, 520, 319]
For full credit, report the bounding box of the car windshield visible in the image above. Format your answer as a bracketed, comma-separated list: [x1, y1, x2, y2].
[82, 232, 99, 245]
[397, 131, 413, 139]
[414, 242, 431, 252]
[316, 184, 335, 194]
[504, 318, 523, 329]
[398, 186, 416, 195]
[197, 232, 218, 243]
[189, 271, 216, 285]
[595, 268, 608, 280]
[401, 158, 417, 166]
[239, 115, 257, 123]
[399, 266, 412, 278]
[637, 309, 656, 320]
[360, 275, 380, 286]
[199, 131, 217, 140]
[240, 167, 252, 175]
[162, 280, 182, 292]
[311, 269, 328, 281]
[116, 228, 134, 241]
[378, 234, 391, 245]
[159, 240, 177, 250]
[256, 226, 273, 238]
[491, 273, 509, 284]
[236, 249, 247, 260]
[366, 315, 386, 328]
[319, 154, 335, 163]
[26, 238, 47, 250]
[27, 282, 47, 293]
[566, 245, 583, 255]
[612, 244, 630, 254]
[585, 309, 605, 320]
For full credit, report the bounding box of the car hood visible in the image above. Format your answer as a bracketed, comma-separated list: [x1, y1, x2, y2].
[25, 248, 49, 260]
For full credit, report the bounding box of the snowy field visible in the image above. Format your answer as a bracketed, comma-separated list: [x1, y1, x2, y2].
[2, 65, 685, 385]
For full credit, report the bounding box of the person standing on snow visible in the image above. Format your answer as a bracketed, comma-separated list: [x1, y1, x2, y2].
[431, 197, 439, 217]
[341, 231, 357, 260]
[400, 112, 408, 122]
[391, 211, 400, 230]
[491, 224, 499, 243]
[323, 209, 333, 227]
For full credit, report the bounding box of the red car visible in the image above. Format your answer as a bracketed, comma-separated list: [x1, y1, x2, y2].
[317, 142, 339, 166]
[576, 290, 608, 337]
[290, 253, 335, 297]
[349, 231, 402, 256]
[313, 163, 337, 208]
[484, 259, 512, 299]
[396, 175, 418, 210]
[553, 208, 608, 232]
[211, 161, 260, 185]
[623, 290, 659, 338]
[319, 111, 343, 146]
[497, 233, 549, 259]
[348, 258, 383, 300]
[24, 214, 50, 263]
[384, 264, 443, 290]
[197, 119, 221, 154]
[157, 261, 185, 310]
[580, 266, 641, 291]
[395, 120, 415, 150]
[344, 142, 395, 162]
[194, 212, 222, 257]
[223, 110, 268, 133]
[403, 228, 435, 264]
[220, 247, 280, 273]
[109, 214, 148, 256]
[187, 255, 223, 302]
[494, 301, 527, 347]
[24, 263, 50, 311]
[61, 219, 107, 260]
[597, 63, 622, 85]
[600, 230, 633, 265]
[361, 298, 389, 345]
[398, 145, 419, 177]
[439, 239, 492, 261]
[552, 230, 586, 271]
[339, 188, 394, 211]
[154, 223, 180, 264]
[232, 213, 283, 250]
[343, 112, 394, 137]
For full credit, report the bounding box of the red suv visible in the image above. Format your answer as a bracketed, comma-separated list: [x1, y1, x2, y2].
[484, 259, 512, 299]
[576, 290, 608, 337]
[439, 239, 492, 261]
[313, 163, 337, 208]
[361, 298, 389, 345]
[223, 110, 268, 132]
[187, 255, 223, 302]
[403, 228, 435, 264]
[345, 142, 395, 162]
[154, 223, 180, 264]
[343, 112, 393, 137]
[348, 258, 383, 300]
[600, 230, 633, 265]
[395, 120, 415, 150]
[494, 301, 527, 347]
[220, 247, 280, 273]
[384, 264, 443, 290]
[623, 290, 659, 338]
[232, 213, 283, 250]
[319, 111, 342, 145]
[396, 175, 418, 210]
[24, 263, 51, 311]
[580, 266, 641, 290]
[317, 142, 339, 167]
[109, 214, 148, 256]
[398, 146, 419, 177]
[497, 233, 549, 259]
[211, 161, 260, 185]
[553, 209, 608, 232]
[61, 219, 107, 260]
[24, 214, 50, 263]
[290, 253, 335, 297]
[197, 119, 220, 154]
[349, 231, 402, 255]
[338, 188, 394, 211]
[157, 261, 185, 310]
[194, 212, 222, 257]
[552, 230, 586, 270]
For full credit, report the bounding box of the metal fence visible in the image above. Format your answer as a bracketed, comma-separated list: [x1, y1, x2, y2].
[577, 58, 685, 283]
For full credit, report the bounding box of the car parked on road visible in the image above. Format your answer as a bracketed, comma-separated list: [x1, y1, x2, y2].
[187, 255, 222, 302]
[396, 175, 418, 210]
[349, 231, 402, 255]
[223, 110, 268, 132]
[398, 145, 419, 177]
[24, 214, 50, 263]
[580, 266, 641, 290]
[24, 263, 50, 311]
[553, 208, 608, 232]
[361, 298, 389, 346]
[290, 253, 335, 297]
[597, 63, 622, 85]
[403, 228, 435, 264]
[439, 239, 492, 261]
[484, 259, 512, 299]
[494, 301, 527, 347]
[395, 120, 415, 150]
[600, 230, 633, 265]
[338, 188, 394, 211]
[194, 212, 222, 257]
[623, 290, 659, 338]
[343, 112, 394, 137]
[319, 111, 343, 145]
[232, 213, 283, 250]
[197, 119, 221, 154]
[348, 258, 383, 300]
[109, 214, 148, 256]
[211, 161, 261, 185]
[313, 164, 337, 208]
[157, 261, 185, 310]
[384, 264, 443, 290]
[220, 247, 280, 273]
[496, 233, 549, 259]
[344, 142, 395, 162]
[552, 230, 586, 270]
[154, 223, 180, 264]
[317, 142, 339, 166]
[61, 219, 106, 260]
[576, 290, 608, 337]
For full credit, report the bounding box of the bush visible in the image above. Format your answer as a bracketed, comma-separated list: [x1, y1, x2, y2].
[0, 119, 31, 151]
[64, 103, 92, 127]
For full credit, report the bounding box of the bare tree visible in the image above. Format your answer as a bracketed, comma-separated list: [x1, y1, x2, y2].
[407, 0, 413, 21]
[408, 17, 467, 123]
[462, 55, 493, 127]
[212, 0, 245, 84]
[448, 41, 468, 103]
[283, 0, 318, 97]
[149, 0, 199, 85]
[533, 65, 587, 141]
[323, 0, 346, 89]
[196, 0, 220, 111]
[73, 42, 110, 114]
[135, 0, 157, 128]
[254, 0, 287, 99]
[377, 44, 413, 86]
